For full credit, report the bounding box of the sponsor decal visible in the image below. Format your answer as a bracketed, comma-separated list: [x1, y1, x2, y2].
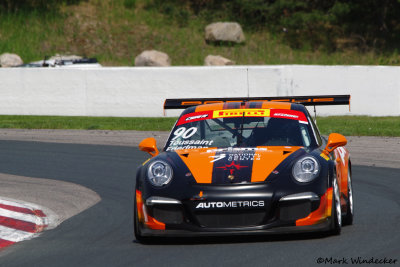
[209, 153, 226, 163]
[270, 109, 308, 124]
[213, 109, 270, 118]
[186, 114, 208, 121]
[209, 153, 261, 163]
[176, 111, 212, 125]
[228, 153, 261, 161]
[207, 147, 268, 153]
[195, 200, 265, 209]
[176, 109, 308, 126]
[273, 113, 298, 119]
[216, 161, 248, 175]
[212, 149, 256, 184]
[320, 153, 330, 161]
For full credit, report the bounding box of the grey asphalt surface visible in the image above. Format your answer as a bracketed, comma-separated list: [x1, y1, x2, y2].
[2, 129, 400, 168]
[0, 140, 399, 266]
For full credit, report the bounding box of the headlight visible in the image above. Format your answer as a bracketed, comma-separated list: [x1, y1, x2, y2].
[292, 156, 320, 183]
[147, 160, 173, 187]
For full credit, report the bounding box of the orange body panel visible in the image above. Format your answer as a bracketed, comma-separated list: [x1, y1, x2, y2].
[195, 103, 224, 112]
[334, 146, 350, 201]
[136, 190, 144, 222]
[296, 188, 333, 226]
[251, 146, 301, 182]
[260, 102, 292, 109]
[177, 148, 217, 183]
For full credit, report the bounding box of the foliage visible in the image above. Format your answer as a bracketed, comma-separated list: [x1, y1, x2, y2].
[0, 0, 82, 11]
[158, 0, 400, 51]
[1, 0, 400, 65]
[123, 0, 136, 9]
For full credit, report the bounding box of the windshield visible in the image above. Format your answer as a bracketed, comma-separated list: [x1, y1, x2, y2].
[164, 108, 316, 151]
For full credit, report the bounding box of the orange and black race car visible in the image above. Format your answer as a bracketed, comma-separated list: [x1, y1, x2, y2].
[134, 95, 353, 242]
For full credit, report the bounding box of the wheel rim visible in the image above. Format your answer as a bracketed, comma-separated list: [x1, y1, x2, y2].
[348, 172, 353, 215]
[334, 178, 342, 227]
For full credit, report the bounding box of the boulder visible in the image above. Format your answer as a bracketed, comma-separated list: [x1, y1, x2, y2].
[205, 22, 245, 43]
[134, 50, 171, 67]
[204, 55, 235, 66]
[0, 53, 23, 67]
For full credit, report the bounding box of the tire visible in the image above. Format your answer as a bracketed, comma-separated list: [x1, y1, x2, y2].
[330, 176, 342, 235]
[343, 170, 354, 225]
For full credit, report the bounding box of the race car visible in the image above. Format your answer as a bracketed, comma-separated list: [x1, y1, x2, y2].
[134, 95, 353, 242]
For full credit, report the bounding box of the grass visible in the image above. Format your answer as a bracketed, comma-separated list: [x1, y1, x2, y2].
[0, 115, 177, 131]
[317, 116, 400, 137]
[0, 115, 399, 137]
[1, 0, 400, 66]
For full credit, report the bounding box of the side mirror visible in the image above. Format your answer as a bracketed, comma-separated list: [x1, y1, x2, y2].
[322, 133, 347, 155]
[139, 137, 159, 157]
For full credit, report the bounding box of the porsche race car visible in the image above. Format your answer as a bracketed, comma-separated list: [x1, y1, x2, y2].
[134, 95, 353, 242]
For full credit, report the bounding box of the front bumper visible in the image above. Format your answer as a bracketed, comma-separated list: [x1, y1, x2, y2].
[136, 184, 333, 237]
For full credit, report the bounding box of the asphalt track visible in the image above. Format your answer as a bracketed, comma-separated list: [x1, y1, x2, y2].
[0, 140, 399, 267]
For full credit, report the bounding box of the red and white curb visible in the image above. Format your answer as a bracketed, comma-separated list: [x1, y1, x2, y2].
[0, 198, 58, 250]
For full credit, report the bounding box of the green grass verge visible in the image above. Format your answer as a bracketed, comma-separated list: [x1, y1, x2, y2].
[317, 116, 400, 137]
[0, 115, 177, 131]
[0, 115, 399, 137]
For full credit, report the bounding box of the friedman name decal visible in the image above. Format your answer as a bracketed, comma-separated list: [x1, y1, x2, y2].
[195, 200, 265, 209]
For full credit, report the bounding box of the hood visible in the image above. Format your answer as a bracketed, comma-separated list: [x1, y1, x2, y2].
[175, 146, 302, 184]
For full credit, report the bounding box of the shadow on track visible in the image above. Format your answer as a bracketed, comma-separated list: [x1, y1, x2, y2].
[131, 228, 346, 245]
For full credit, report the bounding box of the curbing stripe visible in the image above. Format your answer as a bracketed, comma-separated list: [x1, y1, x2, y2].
[0, 208, 45, 225]
[0, 238, 15, 249]
[0, 198, 50, 250]
[0, 215, 45, 233]
[0, 203, 46, 217]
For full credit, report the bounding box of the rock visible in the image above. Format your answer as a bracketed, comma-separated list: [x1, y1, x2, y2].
[205, 22, 245, 43]
[134, 50, 171, 67]
[204, 55, 235, 66]
[0, 53, 23, 67]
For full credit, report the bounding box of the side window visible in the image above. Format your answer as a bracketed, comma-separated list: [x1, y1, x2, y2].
[299, 124, 311, 147]
[305, 109, 323, 146]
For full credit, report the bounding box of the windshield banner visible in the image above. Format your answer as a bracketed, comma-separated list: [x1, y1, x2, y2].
[177, 109, 308, 125]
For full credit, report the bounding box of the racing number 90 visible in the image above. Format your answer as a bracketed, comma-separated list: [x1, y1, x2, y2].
[172, 127, 197, 140]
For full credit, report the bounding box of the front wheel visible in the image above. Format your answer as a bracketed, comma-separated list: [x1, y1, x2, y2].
[330, 177, 342, 235]
[343, 170, 354, 225]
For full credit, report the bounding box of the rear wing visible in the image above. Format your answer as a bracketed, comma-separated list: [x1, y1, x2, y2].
[164, 95, 350, 110]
